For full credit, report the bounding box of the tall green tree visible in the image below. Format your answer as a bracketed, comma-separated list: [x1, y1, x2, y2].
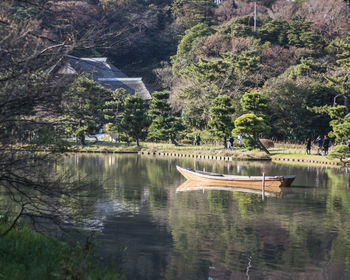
[329, 111, 350, 142]
[233, 113, 270, 154]
[172, 0, 215, 29]
[147, 91, 184, 144]
[62, 76, 110, 145]
[334, 35, 350, 72]
[240, 91, 268, 116]
[117, 95, 149, 146]
[326, 36, 350, 113]
[208, 95, 235, 148]
[103, 88, 127, 140]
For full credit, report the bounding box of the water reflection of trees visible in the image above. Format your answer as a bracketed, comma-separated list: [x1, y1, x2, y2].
[55, 154, 350, 279]
[165, 166, 350, 280]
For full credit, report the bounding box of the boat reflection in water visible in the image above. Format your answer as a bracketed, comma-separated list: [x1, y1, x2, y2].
[176, 179, 292, 197]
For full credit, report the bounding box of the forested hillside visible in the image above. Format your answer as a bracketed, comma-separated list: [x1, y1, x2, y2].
[167, 0, 350, 141]
[1, 0, 349, 143]
[49, 0, 349, 141]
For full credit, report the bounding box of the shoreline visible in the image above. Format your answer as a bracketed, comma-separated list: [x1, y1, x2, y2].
[5, 143, 341, 167]
[138, 150, 340, 166]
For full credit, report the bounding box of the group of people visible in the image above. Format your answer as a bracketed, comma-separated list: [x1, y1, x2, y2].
[228, 134, 243, 150]
[306, 135, 330, 155]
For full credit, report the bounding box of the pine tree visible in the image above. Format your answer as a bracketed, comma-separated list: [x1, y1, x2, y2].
[62, 76, 111, 145]
[233, 113, 270, 154]
[117, 95, 149, 146]
[208, 95, 235, 148]
[147, 91, 184, 144]
[240, 91, 268, 116]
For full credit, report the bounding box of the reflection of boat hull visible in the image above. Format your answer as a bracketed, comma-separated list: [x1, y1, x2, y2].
[176, 180, 291, 196]
[176, 166, 295, 193]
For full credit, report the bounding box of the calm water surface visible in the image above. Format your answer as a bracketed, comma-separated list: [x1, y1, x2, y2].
[65, 154, 350, 280]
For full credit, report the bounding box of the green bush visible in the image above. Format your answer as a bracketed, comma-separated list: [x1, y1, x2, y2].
[328, 145, 350, 165]
[243, 137, 259, 150]
[0, 224, 124, 280]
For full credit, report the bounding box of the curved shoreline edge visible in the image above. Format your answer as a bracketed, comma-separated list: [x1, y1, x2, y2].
[11, 148, 340, 167]
[137, 151, 341, 167]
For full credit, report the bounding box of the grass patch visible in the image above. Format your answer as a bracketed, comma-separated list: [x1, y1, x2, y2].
[4, 140, 342, 165]
[68, 141, 141, 153]
[0, 224, 124, 280]
[269, 146, 339, 164]
[141, 142, 269, 159]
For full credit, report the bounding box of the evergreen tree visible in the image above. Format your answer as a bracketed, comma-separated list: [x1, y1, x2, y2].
[259, 19, 289, 46]
[329, 112, 350, 142]
[233, 113, 270, 154]
[172, 0, 215, 29]
[208, 95, 235, 148]
[240, 91, 268, 116]
[104, 88, 127, 140]
[147, 91, 184, 144]
[62, 76, 110, 145]
[117, 95, 148, 146]
[334, 36, 350, 72]
[325, 76, 350, 113]
[328, 145, 350, 166]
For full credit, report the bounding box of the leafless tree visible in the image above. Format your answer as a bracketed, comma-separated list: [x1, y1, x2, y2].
[215, 0, 268, 23]
[269, 0, 349, 38]
[0, 0, 134, 236]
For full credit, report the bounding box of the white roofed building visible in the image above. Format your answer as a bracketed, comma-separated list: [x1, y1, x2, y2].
[52, 55, 152, 100]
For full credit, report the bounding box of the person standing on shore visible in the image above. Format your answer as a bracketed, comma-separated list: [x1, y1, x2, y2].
[306, 138, 311, 154]
[323, 136, 330, 156]
[228, 135, 234, 151]
[195, 133, 201, 146]
[315, 136, 323, 155]
[238, 134, 243, 145]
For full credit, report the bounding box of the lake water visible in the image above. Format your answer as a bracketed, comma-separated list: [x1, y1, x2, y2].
[64, 153, 350, 280]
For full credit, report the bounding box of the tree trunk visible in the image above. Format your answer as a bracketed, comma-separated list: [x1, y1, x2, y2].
[224, 136, 227, 149]
[80, 133, 86, 146]
[344, 93, 349, 114]
[136, 138, 139, 147]
[170, 133, 179, 146]
[255, 136, 270, 155]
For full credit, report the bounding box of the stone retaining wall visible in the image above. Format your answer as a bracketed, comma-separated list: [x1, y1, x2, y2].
[272, 157, 340, 166]
[138, 151, 270, 162]
[139, 151, 340, 166]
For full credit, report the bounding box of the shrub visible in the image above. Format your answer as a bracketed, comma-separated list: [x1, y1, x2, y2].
[260, 138, 274, 148]
[0, 224, 124, 280]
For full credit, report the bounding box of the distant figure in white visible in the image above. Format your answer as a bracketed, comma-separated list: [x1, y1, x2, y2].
[238, 134, 243, 145]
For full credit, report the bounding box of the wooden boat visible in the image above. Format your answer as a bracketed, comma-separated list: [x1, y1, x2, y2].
[176, 165, 295, 193]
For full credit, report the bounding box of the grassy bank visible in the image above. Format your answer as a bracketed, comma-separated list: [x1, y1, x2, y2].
[6, 140, 341, 165]
[269, 142, 339, 164]
[141, 142, 269, 159]
[67, 141, 141, 153]
[0, 224, 124, 280]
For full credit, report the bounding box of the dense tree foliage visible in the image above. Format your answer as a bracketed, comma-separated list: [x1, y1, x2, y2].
[233, 113, 270, 153]
[208, 95, 235, 148]
[62, 76, 111, 145]
[0, 0, 112, 236]
[116, 96, 149, 146]
[147, 91, 184, 143]
[168, 1, 348, 142]
[1, 0, 349, 240]
[240, 91, 268, 116]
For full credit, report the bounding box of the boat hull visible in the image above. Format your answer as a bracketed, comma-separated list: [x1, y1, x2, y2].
[176, 166, 295, 193]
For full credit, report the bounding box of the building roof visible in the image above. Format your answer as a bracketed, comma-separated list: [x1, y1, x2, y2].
[56, 55, 152, 100]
